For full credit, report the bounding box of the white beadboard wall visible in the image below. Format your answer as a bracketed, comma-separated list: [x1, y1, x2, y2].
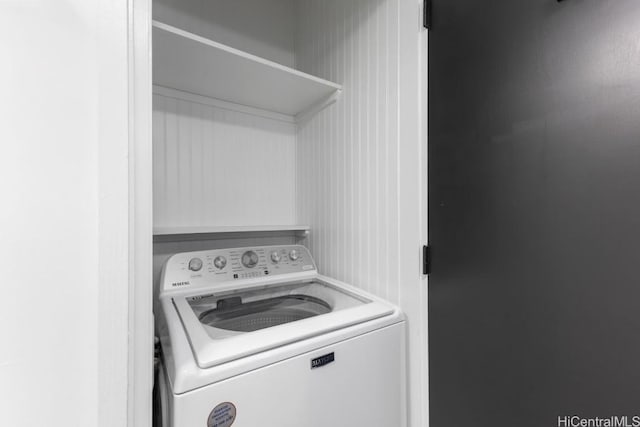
[295, 0, 400, 303]
[295, 2, 428, 427]
[153, 90, 297, 228]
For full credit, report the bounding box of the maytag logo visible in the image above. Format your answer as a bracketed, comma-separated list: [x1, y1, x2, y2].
[171, 281, 190, 287]
[311, 352, 335, 369]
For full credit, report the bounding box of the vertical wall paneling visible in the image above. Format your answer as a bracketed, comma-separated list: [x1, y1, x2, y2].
[295, 0, 401, 302]
[153, 89, 297, 228]
[294, 1, 426, 426]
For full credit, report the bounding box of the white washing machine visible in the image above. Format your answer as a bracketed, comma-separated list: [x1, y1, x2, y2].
[156, 245, 406, 427]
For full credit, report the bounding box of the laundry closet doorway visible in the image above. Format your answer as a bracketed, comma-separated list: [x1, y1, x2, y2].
[128, 1, 429, 427]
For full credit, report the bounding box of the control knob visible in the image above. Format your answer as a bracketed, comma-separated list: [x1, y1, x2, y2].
[188, 258, 203, 272]
[270, 251, 281, 263]
[289, 249, 299, 261]
[241, 250, 259, 268]
[213, 256, 227, 270]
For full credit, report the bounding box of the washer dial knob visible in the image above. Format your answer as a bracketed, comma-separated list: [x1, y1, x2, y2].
[241, 250, 259, 268]
[188, 257, 203, 272]
[270, 251, 281, 263]
[213, 256, 227, 270]
[289, 249, 299, 261]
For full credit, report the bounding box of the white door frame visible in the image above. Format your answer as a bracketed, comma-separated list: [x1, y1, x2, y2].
[127, 0, 153, 426]
[397, 1, 430, 427]
[123, 2, 429, 427]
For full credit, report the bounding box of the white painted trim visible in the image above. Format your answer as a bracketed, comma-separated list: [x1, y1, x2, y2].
[153, 85, 340, 126]
[419, 1, 430, 426]
[153, 85, 296, 124]
[97, 0, 132, 425]
[153, 224, 310, 235]
[397, 1, 429, 427]
[128, 1, 154, 427]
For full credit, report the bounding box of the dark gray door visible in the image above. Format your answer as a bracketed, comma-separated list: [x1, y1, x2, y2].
[428, 1, 640, 426]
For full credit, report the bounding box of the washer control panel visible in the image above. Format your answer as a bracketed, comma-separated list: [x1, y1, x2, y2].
[161, 245, 316, 292]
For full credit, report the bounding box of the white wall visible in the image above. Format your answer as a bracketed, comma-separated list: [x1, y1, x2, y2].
[0, 1, 130, 426]
[295, 1, 428, 426]
[154, 0, 296, 67]
[153, 89, 297, 229]
[296, 0, 400, 300]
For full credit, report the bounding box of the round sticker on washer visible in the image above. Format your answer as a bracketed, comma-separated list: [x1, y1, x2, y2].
[207, 402, 236, 427]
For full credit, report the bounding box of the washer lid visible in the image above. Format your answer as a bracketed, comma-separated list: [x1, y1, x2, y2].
[172, 279, 394, 368]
